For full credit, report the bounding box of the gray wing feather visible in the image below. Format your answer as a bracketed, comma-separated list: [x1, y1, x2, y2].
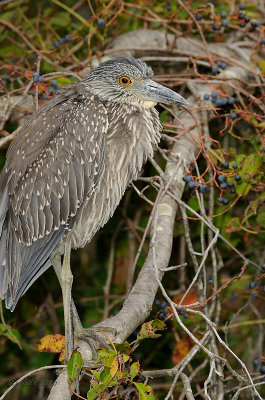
[0, 83, 108, 309]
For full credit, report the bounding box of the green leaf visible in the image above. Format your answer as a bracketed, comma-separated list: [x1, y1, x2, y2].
[115, 342, 131, 355]
[90, 370, 100, 381]
[240, 154, 263, 181]
[130, 361, 140, 380]
[250, 192, 265, 213]
[100, 368, 112, 384]
[235, 182, 251, 197]
[87, 383, 107, 400]
[50, 11, 71, 27]
[67, 350, 83, 381]
[256, 212, 265, 228]
[97, 349, 116, 359]
[134, 382, 157, 400]
[0, 323, 21, 347]
[136, 320, 166, 342]
[56, 77, 72, 85]
[258, 59, 265, 75]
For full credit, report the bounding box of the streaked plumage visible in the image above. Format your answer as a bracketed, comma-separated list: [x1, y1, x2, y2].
[0, 57, 187, 310]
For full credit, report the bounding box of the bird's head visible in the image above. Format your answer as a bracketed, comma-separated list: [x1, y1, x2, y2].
[83, 57, 188, 108]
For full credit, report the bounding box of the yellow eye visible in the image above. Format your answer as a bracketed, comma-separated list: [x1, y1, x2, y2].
[119, 76, 131, 86]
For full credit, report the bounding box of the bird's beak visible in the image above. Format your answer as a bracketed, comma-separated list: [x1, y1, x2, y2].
[139, 79, 188, 106]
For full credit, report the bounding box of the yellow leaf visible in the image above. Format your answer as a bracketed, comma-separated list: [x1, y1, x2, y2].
[36, 334, 65, 355]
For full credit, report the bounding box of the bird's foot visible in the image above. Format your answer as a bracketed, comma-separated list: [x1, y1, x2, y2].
[74, 325, 116, 358]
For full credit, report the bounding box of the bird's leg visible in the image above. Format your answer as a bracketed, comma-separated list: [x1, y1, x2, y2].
[52, 240, 74, 362]
[71, 306, 114, 352]
[52, 253, 113, 359]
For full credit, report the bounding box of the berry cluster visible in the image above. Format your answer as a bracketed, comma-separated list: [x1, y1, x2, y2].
[53, 34, 72, 48]
[154, 299, 169, 319]
[194, 4, 263, 36]
[203, 92, 236, 118]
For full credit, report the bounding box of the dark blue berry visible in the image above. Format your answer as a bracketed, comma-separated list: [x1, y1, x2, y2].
[229, 112, 237, 120]
[158, 312, 164, 319]
[154, 299, 161, 306]
[212, 91, 218, 99]
[215, 99, 222, 106]
[188, 181, 196, 189]
[232, 163, 238, 169]
[217, 61, 222, 68]
[227, 181, 234, 188]
[59, 37, 66, 45]
[239, 4, 246, 10]
[251, 293, 258, 300]
[231, 293, 238, 300]
[160, 301, 167, 308]
[51, 80, 58, 88]
[163, 308, 169, 316]
[167, 6, 172, 11]
[2, 75, 10, 82]
[220, 182, 228, 189]
[203, 93, 210, 100]
[47, 87, 53, 93]
[200, 184, 207, 193]
[65, 34, 72, 41]
[261, 264, 265, 271]
[222, 162, 229, 168]
[208, 279, 213, 285]
[244, 16, 250, 23]
[223, 199, 229, 205]
[213, 23, 220, 31]
[183, 175, 193, 183]
[83, 37, 88, 44]
[220, 97, 228, 105]
[220, 11, 227, 18]
[239, 22, 245, 28]
[212, 67, 219, 74]
[231, 188, 236, 194]
[248, 73, 254, 79]
[53, 41, 60, 48]
[217, 197, 224, 204]
[263, 287, 265, 293]
[97, 18, 105, 27]
[183, 313, 188, 319]
[178, 309, 185, 316]
[42, 93, 48, 100]
[39, 76, 45, 83]
[218, 175, 226, 182]
[253, 359, 260, 367]
[259, 366, 265, 374]
[251, 21, 259, 28]
[222, 20, 228, 27]
[195, 14, 202, 21]
[261, 38, 265, 45]
[228, 96, 235, 104]
[238, 12, 245, 19]
[33, 75, 39, 83]
[235, 174, 241, 181]
[249, 281, 256, 289]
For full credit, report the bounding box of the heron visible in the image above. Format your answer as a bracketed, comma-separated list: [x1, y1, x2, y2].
[0, 57, 187, 358]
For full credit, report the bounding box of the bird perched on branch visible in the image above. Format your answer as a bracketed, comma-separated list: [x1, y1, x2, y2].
[0, 57, 187, 357]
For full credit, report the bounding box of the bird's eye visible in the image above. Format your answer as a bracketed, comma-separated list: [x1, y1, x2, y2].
[119, 76, 131, 86]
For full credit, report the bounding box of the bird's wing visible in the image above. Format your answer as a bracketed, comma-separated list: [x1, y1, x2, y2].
[0, 83, 108, 308]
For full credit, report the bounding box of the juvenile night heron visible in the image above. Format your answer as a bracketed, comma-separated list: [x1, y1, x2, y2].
[0, 57, 187, 356]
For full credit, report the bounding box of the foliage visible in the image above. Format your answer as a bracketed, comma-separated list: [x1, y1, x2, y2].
[0, 0, 265, 399]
